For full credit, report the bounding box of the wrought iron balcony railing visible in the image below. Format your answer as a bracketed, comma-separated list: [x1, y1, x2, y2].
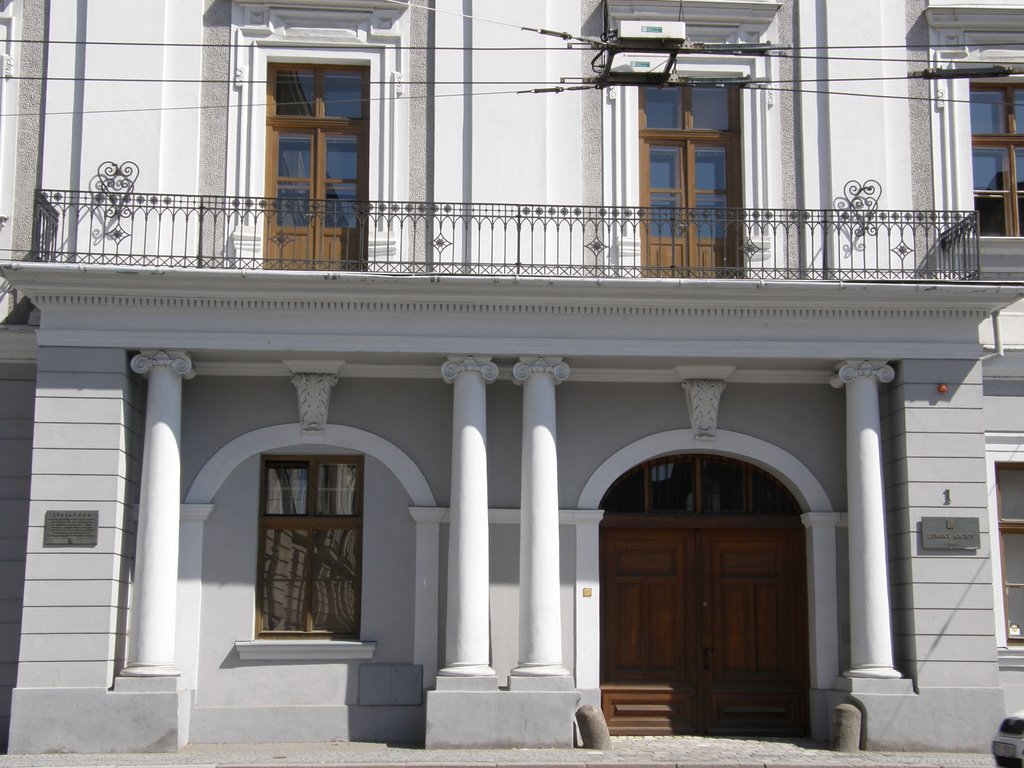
[29, 189, 980, 282]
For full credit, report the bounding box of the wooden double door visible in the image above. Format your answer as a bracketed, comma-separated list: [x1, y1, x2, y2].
[600, 522, 808, 736]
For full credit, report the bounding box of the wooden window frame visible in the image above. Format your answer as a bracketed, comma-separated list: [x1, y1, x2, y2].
[639, 86, 743, 273]
[998, 463, 1024, 644]
[257, 454, 364, 639]
[265, 64, 370, 267]
[970, 84, 1024, 237]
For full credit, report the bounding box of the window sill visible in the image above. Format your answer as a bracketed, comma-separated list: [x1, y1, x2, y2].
[999, 647, 1024, 671]
[234, 639, 377, 661]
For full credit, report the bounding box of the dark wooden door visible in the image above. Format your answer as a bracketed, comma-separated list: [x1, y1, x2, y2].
[601, 523, 808, 736]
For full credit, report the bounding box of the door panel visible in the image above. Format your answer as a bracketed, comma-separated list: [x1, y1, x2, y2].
[601, 525, 807, 736]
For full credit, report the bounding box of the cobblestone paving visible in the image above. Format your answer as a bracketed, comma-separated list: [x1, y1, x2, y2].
[0, 737, 996, 768]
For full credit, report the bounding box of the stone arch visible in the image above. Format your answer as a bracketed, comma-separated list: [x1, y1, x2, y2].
[577, 428, 832, 513]
[184, 423, 436, 507]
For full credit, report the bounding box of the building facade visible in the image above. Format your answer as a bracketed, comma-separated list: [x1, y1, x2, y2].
[0, 0, 1023, 753]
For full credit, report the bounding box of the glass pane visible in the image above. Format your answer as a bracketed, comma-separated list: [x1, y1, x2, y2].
[325, 136, 359, 180]
[1000, 467, 1024, 520]
[975, 195, 1007, 236]
[275, 184, 310, 228]
[751, 471, 797, 515]
[970, 89, 1005, 134]
[265, 464, 308, 515]
[324, 185, 357, 229]
[262, 528, 310, 631]
[324, 72, 363, 119]
[601, 470, 644, 514]
[649, 459, 695, 513]
[317, 463, 359, 516]
[1005, 534, 1024, 584]
[311, 528, 359, 633]
[692, 87, 730, 130]
[644, 87, 682, 129]
[1018, 149, 1024, 191]
[276, 70, 314, 117]
[278, 135, 312, 179]
[696, 193, 727, 240]
[649, 147, 680, 189]
[974, 147, 1009, 191]
[695, 147, 727, 191]
[1009, 586, 1024, 640]
[650, 193, 680, 237]
[701, 459, 744, 514]
[1016, 89, 1024, 134]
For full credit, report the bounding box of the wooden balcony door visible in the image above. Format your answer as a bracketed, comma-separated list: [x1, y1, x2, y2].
[266, 65, 368, 270]
[640, 87, 741, 276]
[601, 524, 808, 736]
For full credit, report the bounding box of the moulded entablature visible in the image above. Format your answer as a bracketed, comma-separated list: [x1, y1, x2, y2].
[605, 0, 782, 44]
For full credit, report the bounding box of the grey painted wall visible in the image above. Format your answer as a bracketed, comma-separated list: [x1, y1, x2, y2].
[198, 0, 230, 198]
[0, 362, 34, 745]
[905, 0, 934, 212]
[12, 0, 46, 257]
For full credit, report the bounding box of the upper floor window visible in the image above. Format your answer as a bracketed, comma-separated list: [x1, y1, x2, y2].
[258, 456, 363, 638]
[998, 464, 1024, 643]
[266, 64, 369, 268]
[971, 84, 1024, 237]
[640, 86, 741, 275]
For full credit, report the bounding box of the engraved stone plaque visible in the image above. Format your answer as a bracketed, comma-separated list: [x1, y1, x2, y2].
[43, 510, 99, 547]
[921, 517, 980, 551]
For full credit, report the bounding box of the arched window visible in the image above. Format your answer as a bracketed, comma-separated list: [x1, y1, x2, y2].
[600, 454, 800, 516]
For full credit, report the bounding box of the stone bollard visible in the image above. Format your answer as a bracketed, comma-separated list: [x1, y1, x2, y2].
[831, 702, 862, 752]
[576, 704, 612, 750]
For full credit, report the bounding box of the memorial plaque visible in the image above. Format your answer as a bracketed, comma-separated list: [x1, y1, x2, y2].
[921, 517, 980, 551]
[43, 510, 99, 547]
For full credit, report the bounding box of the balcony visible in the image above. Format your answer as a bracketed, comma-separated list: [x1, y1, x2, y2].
[29, 189, 980, 282]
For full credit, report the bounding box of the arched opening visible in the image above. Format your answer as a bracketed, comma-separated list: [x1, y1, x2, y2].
[600, 453, 809, 736]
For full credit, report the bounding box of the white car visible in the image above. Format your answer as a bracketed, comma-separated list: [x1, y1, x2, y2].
[994, 715, 1024, 768]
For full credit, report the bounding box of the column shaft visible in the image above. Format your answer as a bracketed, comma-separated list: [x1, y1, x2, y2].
[440, 358, 496, 676]
[124, 352, 191, 676]
[513, 359, 569, 677]
[833, 361, 900, 679]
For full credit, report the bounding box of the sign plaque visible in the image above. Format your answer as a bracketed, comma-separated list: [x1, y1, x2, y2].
[43, 510, 99, 547]
[921, 517, 980, 551]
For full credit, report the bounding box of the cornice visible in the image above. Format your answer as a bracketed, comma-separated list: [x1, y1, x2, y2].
[926, 5, 1024, 31]
[606, 0, 782, 31]
[2, 263, 1019, 316]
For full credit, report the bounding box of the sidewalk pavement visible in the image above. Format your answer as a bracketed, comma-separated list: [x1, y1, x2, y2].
[0, 737, 996, 768]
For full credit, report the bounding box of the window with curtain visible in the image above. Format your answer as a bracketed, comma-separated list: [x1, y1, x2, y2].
[998, 464, 1024, 642]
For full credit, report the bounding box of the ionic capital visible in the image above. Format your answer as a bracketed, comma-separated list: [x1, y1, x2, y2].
[130, 350, 194, 379]
[441, 356, 498, 384]
[830, 360, 894, 389]
[512, 357, 570, 386]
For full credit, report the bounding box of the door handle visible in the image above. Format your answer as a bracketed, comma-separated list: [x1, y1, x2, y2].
[703, 647, 713, 672]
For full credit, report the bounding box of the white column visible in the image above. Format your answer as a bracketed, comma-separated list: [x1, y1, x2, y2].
[439, 356, 497, 677]
[512, 357, 570, 677]
[123, 350, 193, 677]
[831, 360, 901, 679]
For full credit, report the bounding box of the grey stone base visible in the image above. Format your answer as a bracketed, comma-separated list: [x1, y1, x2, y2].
[829, 677, 1005, 751]
[8, 683, 189, 753]
[189, 704, 425, 743]
[424, 676, 580, 748]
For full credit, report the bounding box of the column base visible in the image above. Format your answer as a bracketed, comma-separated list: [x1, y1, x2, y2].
[120, 663, 182, 678]
[425, 678, 580, 748]
[843, 664, 903, 680]
[511, 663, 570, 677]
[437, 663, 495, 677]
